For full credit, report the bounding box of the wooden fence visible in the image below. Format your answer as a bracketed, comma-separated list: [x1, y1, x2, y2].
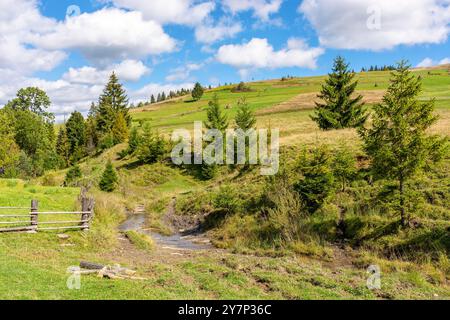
[0, 197, 95, 233]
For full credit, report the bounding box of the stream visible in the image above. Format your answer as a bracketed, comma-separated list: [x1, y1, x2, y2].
[119, 213, 212, 251]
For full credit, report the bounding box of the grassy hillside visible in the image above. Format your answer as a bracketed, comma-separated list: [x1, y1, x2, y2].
[131, 68, 450, 142]
[0, 67, 449, 299]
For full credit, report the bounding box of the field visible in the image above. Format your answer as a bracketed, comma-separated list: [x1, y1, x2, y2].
[0, 67, 449, 299]
[131, 68, 450, 140]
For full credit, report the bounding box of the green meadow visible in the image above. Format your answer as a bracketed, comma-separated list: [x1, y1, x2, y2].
[0, 67, 449, 300]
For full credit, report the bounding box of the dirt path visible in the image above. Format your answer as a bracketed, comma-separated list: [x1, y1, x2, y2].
[115, 199, 217, 265]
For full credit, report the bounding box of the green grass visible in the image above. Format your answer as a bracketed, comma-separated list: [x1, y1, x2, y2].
[125, 231, 155, 251]
[0, 67, 449, 300]
[131, 69, 450, 135]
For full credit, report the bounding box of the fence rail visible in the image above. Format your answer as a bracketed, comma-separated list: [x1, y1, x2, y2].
[0, 198, 94, 233]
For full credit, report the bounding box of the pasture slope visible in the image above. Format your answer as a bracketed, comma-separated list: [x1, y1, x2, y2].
[0, 66, 449, 300]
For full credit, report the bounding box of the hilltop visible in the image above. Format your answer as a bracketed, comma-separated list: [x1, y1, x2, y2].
[130, 66, 450, 144]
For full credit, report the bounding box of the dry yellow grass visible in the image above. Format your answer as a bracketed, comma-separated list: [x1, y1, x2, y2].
[257, 90, 386, 115]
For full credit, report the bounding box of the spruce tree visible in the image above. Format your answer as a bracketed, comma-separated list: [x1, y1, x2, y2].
[66, 111, 86, 157]
[85, 114, 98, 154]
[127, 127, 141, 155]
[56, 127, 71, 167]
[64, 165, 82, 187]
[111, 112, 129, 144]
[205, 94, 228, 132]
[332, 144, 356, 192]
[99, 160, 118, 192]
[135, 124, 166, 164]
[235, 97, 256, 130]
[150, 94, 156, 104]
[192, 82, 204, 101]
[96, 72, 131, 134]
[359, 61, 447, 226]
[235, 98, 257, 167]
[294, 146, 335, 213]
[312, 56, 368, 130]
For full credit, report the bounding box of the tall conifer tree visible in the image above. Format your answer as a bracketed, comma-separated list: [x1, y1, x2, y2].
[312, 56, 367, 130]
[359, 61, 447, 226]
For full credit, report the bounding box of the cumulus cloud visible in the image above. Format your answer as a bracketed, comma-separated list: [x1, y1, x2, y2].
[63, 60, 151, 85]
[111, 0, 215, 26]
[0, 71, 104, 121]
[416, 58, 435, 68]
[222, 0, 283, 21]
[33, 8, 177, 65]
[166, 63, 204, 82]
[299, 0, 450, 50]
[195, 19, 243, 44]
[417, 57, 450, 67]
[0, 0, 66, 74]
[216, 38, 324, 76]
[131, 82, 195, 102]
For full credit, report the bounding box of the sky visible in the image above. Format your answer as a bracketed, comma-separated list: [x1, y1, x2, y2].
[0, 0, 449, 121]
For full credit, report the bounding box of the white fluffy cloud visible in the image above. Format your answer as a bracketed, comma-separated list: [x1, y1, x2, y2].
[417, 57, 450, 67]
[63, 60, 151, 85]
[195, 19, 243, 44]
[34, 8, 177, 64]
[0, 0, 66, 74]
[216, 38, 324, 76]
[112, 0, 240, 44]
[299, 0, 450, 50]
[111, 0, 215, 26]
[222, 0, 283, 21]
[131, 82, 195, 102]
[166, 63, 204, 82]
[0, 71, 104, 121]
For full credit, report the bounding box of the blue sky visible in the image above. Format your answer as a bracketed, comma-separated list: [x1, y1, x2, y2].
[0, 0, 449, 120]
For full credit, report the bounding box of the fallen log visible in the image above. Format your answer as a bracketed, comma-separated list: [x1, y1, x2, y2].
[77, 261, 144, 280]
[80, 261, 105, 270]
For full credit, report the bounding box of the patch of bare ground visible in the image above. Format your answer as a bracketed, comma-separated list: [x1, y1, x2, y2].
[257, 90, 386, 116]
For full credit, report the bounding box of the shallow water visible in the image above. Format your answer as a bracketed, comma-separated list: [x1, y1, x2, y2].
[119, 214, 211, 251]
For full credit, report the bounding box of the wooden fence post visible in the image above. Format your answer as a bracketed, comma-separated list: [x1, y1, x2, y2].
[81, 197, 95, 231]
[30, 200, 39, 231]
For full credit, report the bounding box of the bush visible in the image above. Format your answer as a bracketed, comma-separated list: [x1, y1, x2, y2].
[192, 82, 204, 101]
[200, 162, 217, 180]
[231, 82, 252, 93]
[64, 165, 82, 187]
[213, 185, 243, 214]
[136, 125, 167, 164]
[98, 134, 116, 151]
[99, 160, 118, 192]
[294, 146, 335, 213]
[260, 172, 307, 243]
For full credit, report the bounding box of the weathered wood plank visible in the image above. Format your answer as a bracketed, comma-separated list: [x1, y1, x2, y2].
[36, 212, 90, 215]
[0, 214, 31, 218]
[37, 226, 85, 231]
[0, 226, 34, 232]
[39, 220, 90, 225]
[0, 221, 31, 225]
